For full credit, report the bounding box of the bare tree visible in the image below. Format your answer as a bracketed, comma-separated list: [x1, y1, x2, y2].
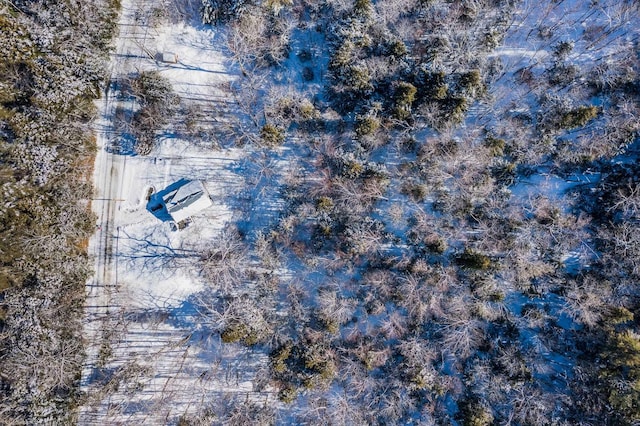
[200, 227, 250, 292]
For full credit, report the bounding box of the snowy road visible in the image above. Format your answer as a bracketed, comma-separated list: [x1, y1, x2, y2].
[79, 0, 148, 421]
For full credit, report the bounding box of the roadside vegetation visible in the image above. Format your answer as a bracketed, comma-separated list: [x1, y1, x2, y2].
[0, 0, 117, 422]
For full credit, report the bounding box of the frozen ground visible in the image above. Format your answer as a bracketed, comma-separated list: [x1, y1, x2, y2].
[79, 0, 276, 423]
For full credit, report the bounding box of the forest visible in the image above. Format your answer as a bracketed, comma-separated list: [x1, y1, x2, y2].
[0, 0, 117, 422]
[2, 0, 640, 424]
[197, 0, 640, 424]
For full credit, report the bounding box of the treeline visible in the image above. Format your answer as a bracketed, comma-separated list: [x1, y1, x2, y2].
[0, 0, 117, 422]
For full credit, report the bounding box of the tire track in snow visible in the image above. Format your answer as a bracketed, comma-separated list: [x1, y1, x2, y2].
[79, 0, 148, 421]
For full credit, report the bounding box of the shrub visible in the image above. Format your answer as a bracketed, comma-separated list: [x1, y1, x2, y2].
[442, 95, 468, 125]
[221, 322, 249, 343]
[491, 160, 516, 186]
[264, 0, 293, 14]
[298, 99, 318, 120]
[134, 136, 154, 156]
[260, 123, 286, 146]
[305, 362, 336, 388]
[559, 105, 598, 129]
[355, 115, 380, 136]
[459, 69, 481, 87]
[129, 71, 177, 155]
[458, 69, 485, 96]
[335, 153, 366, 179]
[271, 342, 292, 374]
[401, 182, 427, 202]
[387, 39, 407, 58]
[346, 65, 373, 93]
[608, 382, 640, 423]
[483, 27, 503, 49]
[271, 339, 336, 402]
[393, 82, 417, 121]
[456, 248, 492, 270]
[353, 0, 373, 19]
[604, 306, 634, 325]
[484, 136, 505, 156]
[548, 62, 580, 86]
[219, 304, 270, 346]
[601, 331, 640, 422]
[131, 71, 173, 105]
[0, 271, 12, 292]
[603, 331, 640, 377]
[329, 40, 355, 72]
[201, 0, 249, 25]
[414, 69, 447, 101]
[553, 40, 574, 59]
[425, 235, 447, 254]
[457, 396, 494, 426]
[222, 323, 264, 345]
[316, 196, 334, 211]
[320, 317, 340, 334]
[278, 385, 297, 403]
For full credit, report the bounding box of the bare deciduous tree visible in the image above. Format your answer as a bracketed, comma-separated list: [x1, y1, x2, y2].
[200, 227, 249, 291]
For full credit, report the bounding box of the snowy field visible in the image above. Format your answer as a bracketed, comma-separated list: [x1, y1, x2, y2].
[79, 0, 277, 423]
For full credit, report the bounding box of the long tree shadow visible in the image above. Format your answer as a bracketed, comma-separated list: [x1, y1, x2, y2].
[118, 226, 200, 272]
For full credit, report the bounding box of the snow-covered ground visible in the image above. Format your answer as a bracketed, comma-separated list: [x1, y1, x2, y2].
[77, 0, 640, 422]
[79, 1, 276, 423]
